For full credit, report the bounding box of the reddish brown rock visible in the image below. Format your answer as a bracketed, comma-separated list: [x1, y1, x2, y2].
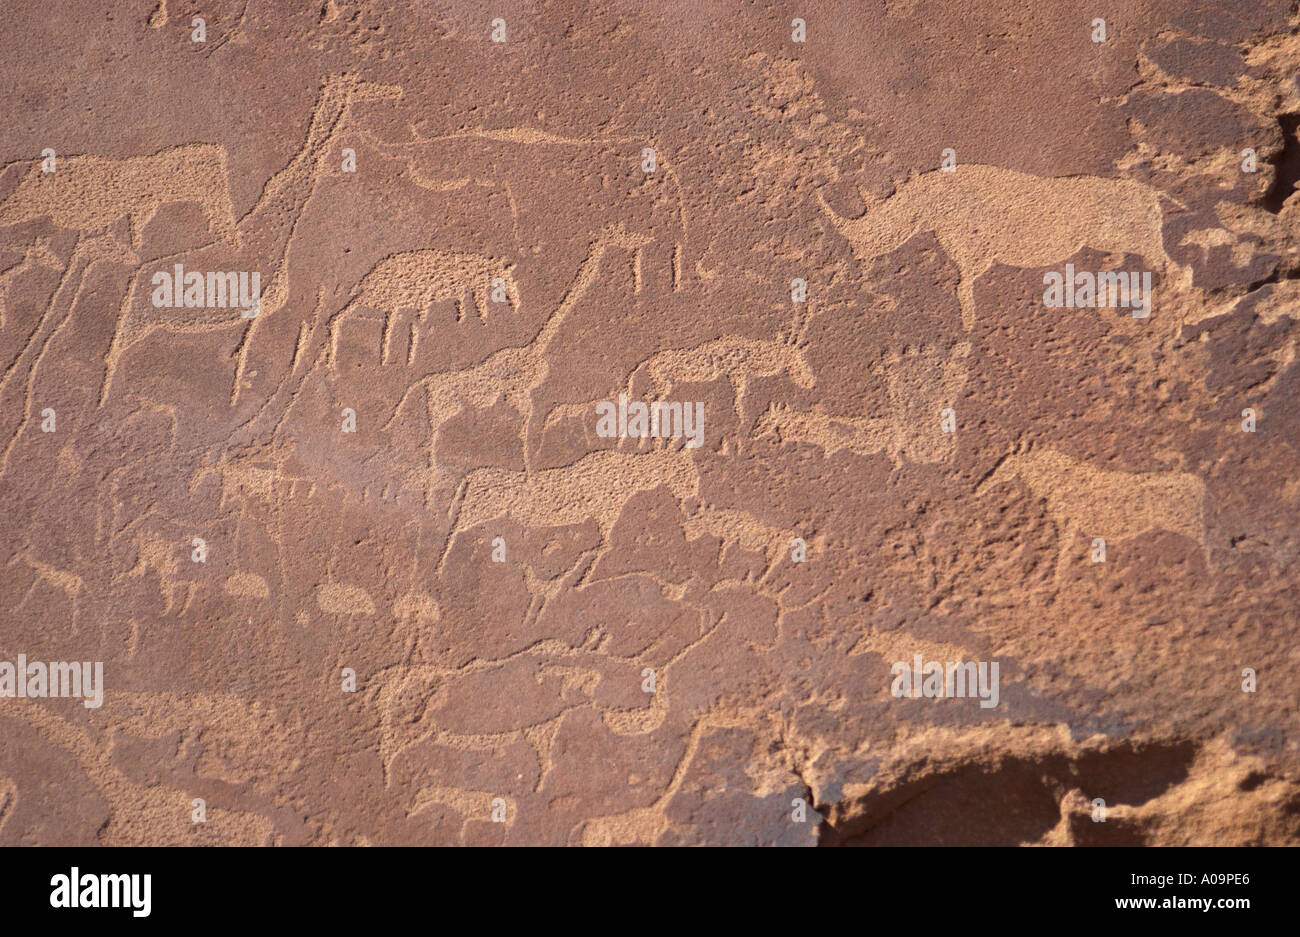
[0, 1, 1297, 846]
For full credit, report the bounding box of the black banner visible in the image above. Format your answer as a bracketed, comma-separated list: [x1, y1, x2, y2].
[0, 846, 1284, 925]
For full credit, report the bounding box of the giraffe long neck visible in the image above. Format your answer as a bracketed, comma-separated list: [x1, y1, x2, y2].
[532, 240, 608, 352]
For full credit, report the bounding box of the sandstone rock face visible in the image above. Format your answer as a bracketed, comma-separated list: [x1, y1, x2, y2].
[0, 1, 1297, 846]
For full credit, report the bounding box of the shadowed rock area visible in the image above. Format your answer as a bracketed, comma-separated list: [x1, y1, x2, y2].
[0, 0, 1297, 846]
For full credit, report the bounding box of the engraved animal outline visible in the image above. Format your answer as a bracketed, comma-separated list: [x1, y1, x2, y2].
[445, 447, 702, 573]
[353, 123, 693, 256]
[371, 651, 674, 826]
[0, 145, 238, 251]
[445, 444, 804, 599]
[0, 74, 404, 408]
[0, 231, 140, 478]
[360, 228, 652, 504]
[578, 715, 727, 846]
[0, 74, 394, 258]
[975, 440, 1209, 579]
[10, 550, 85, 633]
[0, 236, 62, 329]
[126, 534, 199, 616]
[246, 103, 689, 436]
[329, 250, 520, 349]
[5, 693, 297, 844]
[680, 504, 813, 580]
[215, 75, 405, 408]
[818, 165, 1184, 330]
[538, 333, 817, 453]
[754, 402, 898, 463]
[752, 343, 970, 466]
[370, 559, 792, 815]
[632, 334, 816, 424]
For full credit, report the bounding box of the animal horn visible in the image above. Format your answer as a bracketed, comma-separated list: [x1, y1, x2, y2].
[814, 184, 857, 232]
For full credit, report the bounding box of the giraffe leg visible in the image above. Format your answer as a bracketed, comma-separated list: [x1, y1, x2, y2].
[1053, 520, 1080, 583]
[957, 274, 978, 331]
[423, 389, 466, 511]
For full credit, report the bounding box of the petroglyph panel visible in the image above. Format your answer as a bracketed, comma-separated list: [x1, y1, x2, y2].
[0, 0, 1297, 849]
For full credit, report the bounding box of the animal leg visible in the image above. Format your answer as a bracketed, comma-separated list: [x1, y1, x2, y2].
[1053, 519, 1080, 583]
[423, 389, 465, 511]
[957, 274, 978, 331]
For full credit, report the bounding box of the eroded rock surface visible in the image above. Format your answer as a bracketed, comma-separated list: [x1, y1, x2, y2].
[0, 1, 1297, 845]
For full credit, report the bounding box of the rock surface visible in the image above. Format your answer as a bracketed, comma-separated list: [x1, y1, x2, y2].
[0, 1, 1297, 846]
